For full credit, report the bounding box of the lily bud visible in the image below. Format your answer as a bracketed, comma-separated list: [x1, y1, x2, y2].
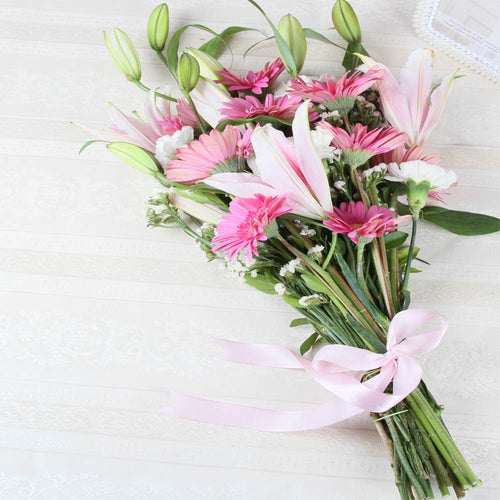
[107, 142, 160, 176]
[332, 0, 361, 43]
[169, 190, 223, 225]
[278, 14, 307, 74]
[177, 53, 201, 93]
[103, 28, 142, 81]
[406, 179, 431, 214]
[147, 3, 169, 51]
[186, 47, 224, 81]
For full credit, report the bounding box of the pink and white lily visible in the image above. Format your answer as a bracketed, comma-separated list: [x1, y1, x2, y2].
[205, 100, 333, 219]
[358, 49, 458, 146]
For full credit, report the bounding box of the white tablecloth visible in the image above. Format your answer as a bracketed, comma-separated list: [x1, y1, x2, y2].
[0, 1, 499, 498]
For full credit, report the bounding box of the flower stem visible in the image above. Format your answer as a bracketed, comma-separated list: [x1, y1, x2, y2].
[356, 242, 371, 298]
[182, 91, 207, 134]
[401, 215, 418, 295]
[133, 80, 178, 102]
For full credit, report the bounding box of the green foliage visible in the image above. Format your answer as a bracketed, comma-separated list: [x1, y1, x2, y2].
[421, 206, 500, 236]
[199, 26, 257, 58]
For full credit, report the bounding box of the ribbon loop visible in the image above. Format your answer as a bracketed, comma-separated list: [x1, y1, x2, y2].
[166, 308, 447, 432]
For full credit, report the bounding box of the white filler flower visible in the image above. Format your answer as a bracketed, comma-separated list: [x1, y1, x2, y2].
[155, 126, 194, 168]
[385, 161, 457, 191]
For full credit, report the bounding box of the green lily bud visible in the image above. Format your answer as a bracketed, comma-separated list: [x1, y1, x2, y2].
[177, 53, 201, 93]
[147, 3, 169, 51]
[406, 179, 431, 214]
[107, 142, 160, 176]
[103, 28, 142, 81]
[186, 47, 224, 81]
[278, 14, 307, 74]
[332, 0, 361, 43]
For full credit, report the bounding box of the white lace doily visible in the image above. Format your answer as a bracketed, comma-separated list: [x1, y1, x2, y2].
[414, 0, 500, 84]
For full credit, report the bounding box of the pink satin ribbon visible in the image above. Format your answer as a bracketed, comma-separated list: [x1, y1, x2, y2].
[165, 308, 447, 432]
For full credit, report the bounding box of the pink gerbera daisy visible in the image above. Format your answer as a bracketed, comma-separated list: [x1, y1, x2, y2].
[220, 94, 316, 121]
[288, 69, 381, 114]
[216, 58, 285, 94]
[166, 126, 253, 184]
[157, 98, 198, 136]
[372, 145, 440, 166]
[324, 201, 406, 244]
[318, 122, 407, 168]
[212, 194, 292, 260]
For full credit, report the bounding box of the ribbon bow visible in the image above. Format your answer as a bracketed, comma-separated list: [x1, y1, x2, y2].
[166, 309, 447, 432]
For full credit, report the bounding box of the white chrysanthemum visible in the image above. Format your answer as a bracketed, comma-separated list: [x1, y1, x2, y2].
[311, 127, 341, 160]
[155, 126, 194, 168]
[274, 283, 286, 295]
[385, 161, 457, 191]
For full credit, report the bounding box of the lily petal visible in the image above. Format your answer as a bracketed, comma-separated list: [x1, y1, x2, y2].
[418, 68, 459, 144]
[399, 49, 434, 145]
[292, 101, 333, 212]
[357, 54, 413, 142]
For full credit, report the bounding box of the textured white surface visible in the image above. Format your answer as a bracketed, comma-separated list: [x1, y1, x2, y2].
[0, 1, 499, 498]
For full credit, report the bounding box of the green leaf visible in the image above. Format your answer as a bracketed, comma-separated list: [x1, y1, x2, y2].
[421, 206, 500, 236]
[246, 0, 297, 75]
[244, 36, 275, 57]
[300, 332, 319, 355]
[301, 274, 331, 295]
[303, 28, 345, 50]
[245, 275, 277, 294]
[334, 251, 385, 322]
[290, 317, 309, 327]
[282, 294, 305, 308]
[78, 140, 108, 155]
[384, 231, 408, 249]
[216, 116, 292, 130]
[342, 40, 368, 71]
[166, 24, 228, 76]
[199, 26, 258, 58]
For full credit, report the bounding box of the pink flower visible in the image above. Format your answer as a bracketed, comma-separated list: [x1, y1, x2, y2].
[206, 101, 333, 220]
[212, 194, 291, 260]
[106, 92, 197, 152]
[324, 201, 404, 243]
[358, 50, 458, 145]
[288, 69, 380, 113]
[216, 58, 285, 94]
[157, 99, 197, 135]
[372, 145, 440, 166]
[166, 125, 253, 184]
[318, 122, 407, 168]
[220, 94, 314, 121]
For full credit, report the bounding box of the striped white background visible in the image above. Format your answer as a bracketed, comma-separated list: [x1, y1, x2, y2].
[0, 1, 498, 498]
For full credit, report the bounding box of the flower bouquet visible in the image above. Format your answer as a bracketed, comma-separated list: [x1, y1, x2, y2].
[81, 1, 500, 498]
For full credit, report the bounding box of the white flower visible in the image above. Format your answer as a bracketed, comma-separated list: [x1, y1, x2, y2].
[279, 258, 301, 277]
[362, 163, 388, 179]
[385, 161, 457, 191]
[320, 109, 340, 120]
[298, 294, 326, 307]
[155, 126, 194, 168]
[300, 226, 316, 237]
[307, 245, 324, 256]
[311, 127, 341, 160]
[334, 180, 346, 191]
[274, 283, 286, 295]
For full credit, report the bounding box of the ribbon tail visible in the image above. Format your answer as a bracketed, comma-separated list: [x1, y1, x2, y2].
[164, 392, 364, 432]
